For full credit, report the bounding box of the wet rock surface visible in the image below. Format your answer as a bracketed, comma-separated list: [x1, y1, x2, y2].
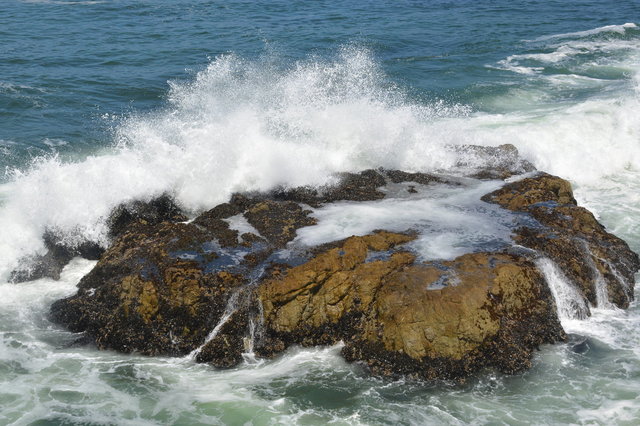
[482, 173, 639, 308]
[455, 143, 536, 180]
[255, 236, 563, 380]
[9, 194, 186, 283]
[49, 154, 639, 381]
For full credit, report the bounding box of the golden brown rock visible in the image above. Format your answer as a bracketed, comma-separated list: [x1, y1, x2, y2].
[480, 172, 576, 210]
[256, 243, 563, 380]
[259, 231, 416, 334]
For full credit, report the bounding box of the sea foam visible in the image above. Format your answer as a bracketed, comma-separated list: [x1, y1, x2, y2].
[1, 34, 639, 280]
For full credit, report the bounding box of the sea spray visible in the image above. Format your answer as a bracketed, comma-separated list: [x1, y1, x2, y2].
[2, 28, 640, 279]
[0, 48, 469, 281]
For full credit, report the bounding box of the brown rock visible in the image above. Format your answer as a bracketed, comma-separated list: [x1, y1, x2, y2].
[482, 172, 638, 307]
[49, 219, 247, 356]
[256, 237, 563, 381]
[48, 168, 638, 383]
[244, 200, 316, 247]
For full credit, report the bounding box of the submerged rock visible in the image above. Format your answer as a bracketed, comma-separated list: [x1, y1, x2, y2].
[9, 231, 103, 283]
[49, 160, 639, 381]
[454, 143, 536, 180]
[9, 194, 186, 284]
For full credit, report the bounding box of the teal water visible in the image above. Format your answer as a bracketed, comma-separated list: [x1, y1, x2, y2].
[1, 0, 640, 424]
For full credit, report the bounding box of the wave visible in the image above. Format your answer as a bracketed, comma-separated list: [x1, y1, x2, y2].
[496, 22, 640, 77]
[530, 22, 638, 42]
[1, 30, 639, 280]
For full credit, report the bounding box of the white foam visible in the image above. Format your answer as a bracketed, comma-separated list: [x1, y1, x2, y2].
[531, 23, 638, 42]
[460, 93, 640, 184]
[295, 180, 515, 261]
[223, 214, 261, 238]
[0, 258, 96, 323]
[494, 46, 577, 75]
[0, 48, 468, 279]
[1, 36, 640, 280]
[495, 38, 640, 77]
[535, 258, 590, 323]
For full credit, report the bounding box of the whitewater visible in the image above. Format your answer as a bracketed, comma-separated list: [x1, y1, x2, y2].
[1, 1, 640, 423]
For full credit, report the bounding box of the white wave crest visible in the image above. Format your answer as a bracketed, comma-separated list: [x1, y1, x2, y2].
[531, 22, 637, 42]
[1, 39, 640, 280]
[0, 48, 468, 279]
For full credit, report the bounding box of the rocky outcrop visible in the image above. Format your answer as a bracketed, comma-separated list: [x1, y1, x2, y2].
[482, 173, 638, 308]
[49, 193, 318, 360]
[49, 163, 639, 381]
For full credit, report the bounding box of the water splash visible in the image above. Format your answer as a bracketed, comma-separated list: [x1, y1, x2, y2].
[535, 257, 590, 322]
[189, 264, 269, 360]
[575, 239, 614, 309]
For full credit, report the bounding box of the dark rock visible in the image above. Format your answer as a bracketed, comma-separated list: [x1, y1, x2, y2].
[107, 193, 188, 239]
[49, 195, 316, 356]
[194, 309, 250, 368]
[384, 170, 461, 186]
[244, 200, 317, 248]
[50, 218, 248, 356]
[272, 169, 387, 207]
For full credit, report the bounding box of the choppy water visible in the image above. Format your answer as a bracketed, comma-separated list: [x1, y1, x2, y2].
[1, 0, 640, 424]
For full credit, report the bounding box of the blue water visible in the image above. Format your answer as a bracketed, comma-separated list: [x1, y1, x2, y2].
[1, 0, 640, 424]
[2, 0, 638, 170]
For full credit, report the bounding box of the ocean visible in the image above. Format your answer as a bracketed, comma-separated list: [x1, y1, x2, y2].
[1, 0, 640, 424]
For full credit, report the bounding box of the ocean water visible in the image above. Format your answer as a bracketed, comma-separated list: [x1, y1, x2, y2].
[1, 0, 640, 424]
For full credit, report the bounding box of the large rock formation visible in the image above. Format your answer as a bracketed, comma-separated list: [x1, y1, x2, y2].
[49, 157, 639, 381]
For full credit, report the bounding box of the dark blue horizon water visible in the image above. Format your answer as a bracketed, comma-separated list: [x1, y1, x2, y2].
[1, 0, 639, 172]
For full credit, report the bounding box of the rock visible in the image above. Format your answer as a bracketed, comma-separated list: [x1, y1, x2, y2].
[107, 193, 188, 239]
[480, 172, 576, 209]
[454, 144, 536, 179]
[50, 219, 248, 355]
[194, 309, 250, 368]
[255, 235, 563, 380]
[385, 170, 461, 187]
[49, 167, 639, 382]
[257, 232, 416, 348]
[271, 169, 387, 207]
[243, 200, 316, 248]
[49, 195, 318, 356]
[482, 172, 639, 307]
